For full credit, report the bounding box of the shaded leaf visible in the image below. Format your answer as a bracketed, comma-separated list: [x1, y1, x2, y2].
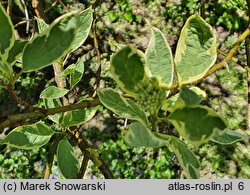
[7, 40, 28, 66]
[0, 122, 54, 149]
[111, 46, 147, 95]
[57, 140, 79, 179]
[0, 4, 15, 62]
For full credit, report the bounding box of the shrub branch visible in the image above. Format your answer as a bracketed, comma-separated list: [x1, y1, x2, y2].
[0, 99, 100, 133]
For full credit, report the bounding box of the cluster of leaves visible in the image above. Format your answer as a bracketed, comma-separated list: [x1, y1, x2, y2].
[97, 15, 245, 178]
[0, 3, 96, 178]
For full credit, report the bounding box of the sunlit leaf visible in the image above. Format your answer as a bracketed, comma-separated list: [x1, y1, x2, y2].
[0, 122, 54, 149]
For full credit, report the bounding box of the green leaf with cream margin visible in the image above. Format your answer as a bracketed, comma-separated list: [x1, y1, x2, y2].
[7, 40, 28, 66]
[40, 86, 69, 99]
[63, 59, 85, 88]
[36, 7, 92, 53]
[168, 106, 227, 146]
[211, 129, 245, 145]
[167, 136, 200, 178]
[57, 140, 80, 179]
[43, 98, 63, 124]
[69, 7, 93, 52]
[0, 4, 15, 62]
[97, 88, 148, 125]
[122, 122, 200, 178]
[162, 86, 207, 112]
[0, 122, 54, 149]
[145, 27, 174, 86]
[36, 17, 49, 33]
[111, 46, 147, 95]
[61, 106, 99, 128]
[22, 12, 77, 72]
[174, 14, 217, 85]
[122, 122, 167, 147]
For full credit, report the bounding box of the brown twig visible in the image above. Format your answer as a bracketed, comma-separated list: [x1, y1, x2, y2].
[205, 26, 250, 77]
[76, 152, 90, 179]
[0, 98, 100, 133]
[31, 0, 74, 177]
[92, 5, 102, 97]
[7, 85, 31, 108]
[44, 134, 63, 179]
[68, 130, 114, 179]
[31, 0, 49, 23]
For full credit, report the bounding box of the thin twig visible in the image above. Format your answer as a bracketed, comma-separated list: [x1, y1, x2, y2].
[77, 152, 90, 179]
[7, 85, 31, 108]
[7, 0, 13, 17]
[205, 26, 250, 77]
[68, 130, 114, 179]
[44, 134, 63, 179]
[0, 98, 100, 133]
[92, 6, 102, 97]
[20, 0, 29, 33]
[14, 19, 32, 28]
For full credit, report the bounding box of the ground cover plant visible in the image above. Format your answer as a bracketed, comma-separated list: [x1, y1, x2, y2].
[0, 0, 249, 179]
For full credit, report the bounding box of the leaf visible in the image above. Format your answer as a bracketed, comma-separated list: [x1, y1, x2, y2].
[0, 60, 13, 80]
[175, 14, 217, 85]
[43, 98, 63, 124]
[69, 7, 93, 52]
[57, 140, 80, 179]
[122, 122, 168, 147]
[167, 136, 200, 178]
[0, 122, 54, 149]
[145, 27, 174, 86]
[111, 46, 147, 94]
[179, 86, 205, 105]
[211, 129, 245, 145]
[22, 12, 77, 72]
[122, 122, 200, 179]
[162, 86, 206, 112]
[36, 17, 49, 33]
[168, 106, 227, 146]
[64, 59, 84, 88]
[0, 4, 15, 62]
[40, 86, 69, 99]
[61, 106, 99, 128]
[7, 40, 28, 66]
[97, 88, 148, 125]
